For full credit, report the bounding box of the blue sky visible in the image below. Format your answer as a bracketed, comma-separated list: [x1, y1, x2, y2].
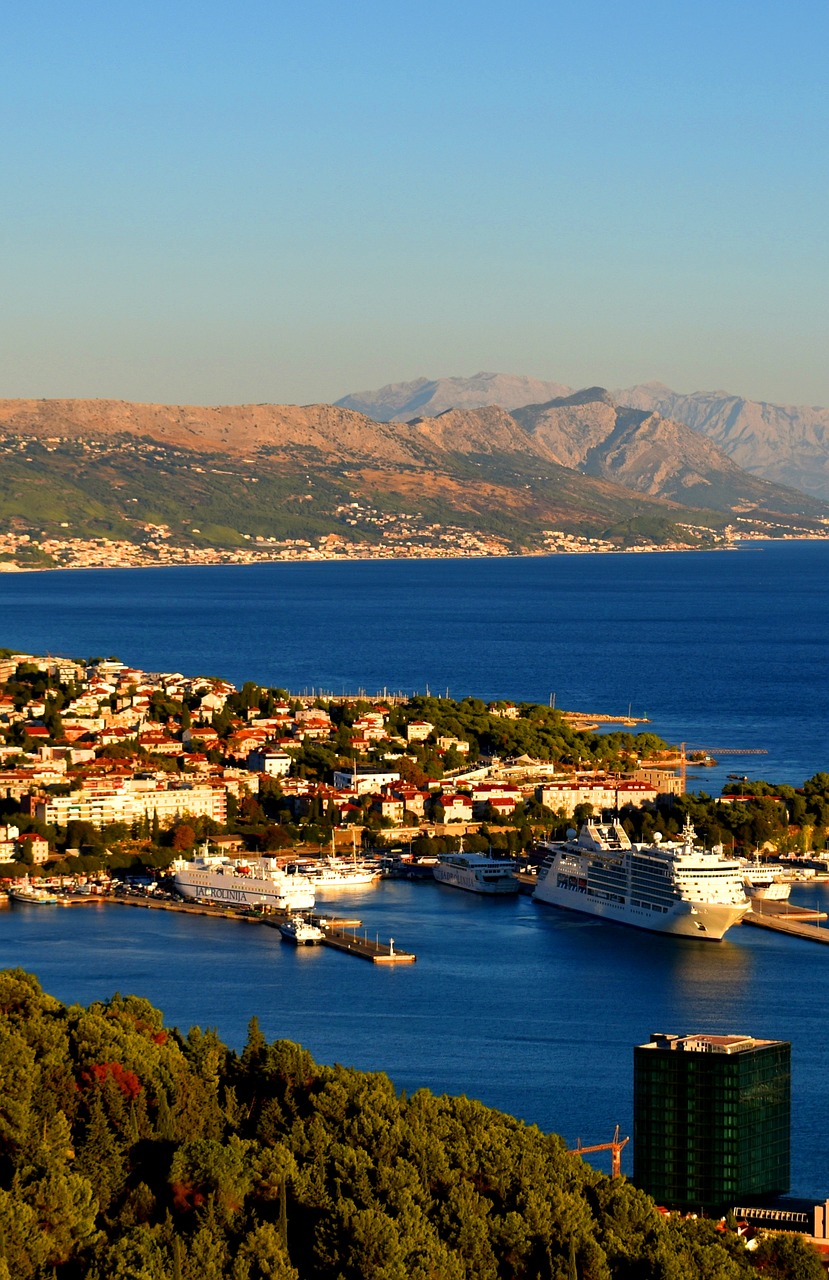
[2, 1, 827, 406]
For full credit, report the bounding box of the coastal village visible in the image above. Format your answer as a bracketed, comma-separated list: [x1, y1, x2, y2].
[0, 523, 717, 572]
[0, 647, 684, 876]
[5, 645, 829, 890]
[1, 516, 822, 574]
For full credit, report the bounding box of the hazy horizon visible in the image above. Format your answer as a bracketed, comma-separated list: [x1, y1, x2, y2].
[3, 1, 827, 410]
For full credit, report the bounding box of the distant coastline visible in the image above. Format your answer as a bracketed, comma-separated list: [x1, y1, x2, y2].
[0, 545, 729, 573]
[4, 533, 829, 574]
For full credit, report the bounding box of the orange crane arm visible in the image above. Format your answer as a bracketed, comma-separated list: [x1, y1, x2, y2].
[569, 1127, 629, 1178]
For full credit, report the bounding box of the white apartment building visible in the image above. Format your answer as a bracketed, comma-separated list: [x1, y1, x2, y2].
[332, 769, 401, 795]
[536, 780, 659, 817]
[34, 780, 227, 828]
[247, 748, 292, 777]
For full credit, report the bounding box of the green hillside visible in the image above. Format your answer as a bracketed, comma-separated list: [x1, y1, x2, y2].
[0, 969, 817, 1280]
[0, 435, 733, 556]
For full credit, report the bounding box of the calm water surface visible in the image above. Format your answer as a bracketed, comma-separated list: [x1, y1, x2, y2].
[1, 881, 828, 1195]
[1, 542, 828, 1191]
[1, 540, 827, 791]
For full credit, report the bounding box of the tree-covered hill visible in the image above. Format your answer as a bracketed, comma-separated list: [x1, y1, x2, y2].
[0, 971, 820, 1279]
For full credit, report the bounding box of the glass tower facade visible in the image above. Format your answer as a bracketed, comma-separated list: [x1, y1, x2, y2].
[633, 1033, 790, 1212]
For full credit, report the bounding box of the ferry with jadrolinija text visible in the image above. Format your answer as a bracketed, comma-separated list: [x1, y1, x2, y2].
[532, 820, 750, 940]
[172, 854, 316, 911]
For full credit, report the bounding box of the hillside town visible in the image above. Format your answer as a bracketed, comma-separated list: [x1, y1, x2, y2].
[0, 523, 724, 573]
[0, 514, 516, 571]
[0, 648, 686, 876]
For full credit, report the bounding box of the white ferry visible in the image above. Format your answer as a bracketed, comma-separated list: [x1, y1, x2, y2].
[532, 820, 750, 940]
[9, 885, 59, 906]
[433, 852, 519, 895]
[740, 861, 791, 902]
[172, 854, 315, 911]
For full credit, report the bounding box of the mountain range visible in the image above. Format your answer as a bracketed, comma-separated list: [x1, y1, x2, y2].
[336, 373, 829, 503]
[0, 390, 825, 567]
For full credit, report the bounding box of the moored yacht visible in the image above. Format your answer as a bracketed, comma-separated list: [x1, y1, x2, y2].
[292, 857, 382, 891]
[533, 820, 750, 940]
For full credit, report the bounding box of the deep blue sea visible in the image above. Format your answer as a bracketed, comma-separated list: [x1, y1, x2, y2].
[2, 540, 828, 791]
[1, 541, 828, 1193]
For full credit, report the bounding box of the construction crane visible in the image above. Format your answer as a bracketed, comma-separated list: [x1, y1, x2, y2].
[568, 1125, 629, 1178]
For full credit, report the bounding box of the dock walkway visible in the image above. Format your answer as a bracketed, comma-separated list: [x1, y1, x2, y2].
[321, 926, 416, 964]
[55, 893, 415, 960]
[743, 899, 829, 945]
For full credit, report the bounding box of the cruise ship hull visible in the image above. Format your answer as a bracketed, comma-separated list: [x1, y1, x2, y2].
[531, 820, 750, 941]
[532, 883, 749, 940]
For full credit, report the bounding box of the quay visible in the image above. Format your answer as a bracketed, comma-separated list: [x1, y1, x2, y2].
[742, 899, 829, 945]
[53, 892, 414, 960]
[320, 924, 416, 964]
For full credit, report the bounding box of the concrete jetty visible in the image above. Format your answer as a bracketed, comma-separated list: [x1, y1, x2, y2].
[321, 925, 416, 964]
[742, 898, 829, 945]
[52, 892, 415, 959]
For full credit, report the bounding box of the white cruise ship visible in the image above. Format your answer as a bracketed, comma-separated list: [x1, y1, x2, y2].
[433, 852, 519, 895]
[173, 854, 316, 910]
[532, 820, 750, 940]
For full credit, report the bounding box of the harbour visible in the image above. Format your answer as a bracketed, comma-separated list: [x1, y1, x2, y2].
[2, 873, 829, 1195]
[2, 542, 829, 1196]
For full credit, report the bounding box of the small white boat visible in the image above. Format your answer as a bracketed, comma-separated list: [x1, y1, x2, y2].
[278, 917, 326, 946]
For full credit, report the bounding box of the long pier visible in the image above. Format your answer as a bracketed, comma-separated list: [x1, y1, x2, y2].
[54, 892, 416, 961]
[742, 899, 829, 945]
[320, 926, 416, 964]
